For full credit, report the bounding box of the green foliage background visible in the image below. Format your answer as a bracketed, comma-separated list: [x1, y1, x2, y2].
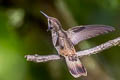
[0, 0, 120, 80]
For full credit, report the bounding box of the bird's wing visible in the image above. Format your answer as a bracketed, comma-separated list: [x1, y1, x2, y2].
[66, 25, 115, 45]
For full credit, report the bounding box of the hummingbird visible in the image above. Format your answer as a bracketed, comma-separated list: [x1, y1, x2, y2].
[40, 11, 115, 78]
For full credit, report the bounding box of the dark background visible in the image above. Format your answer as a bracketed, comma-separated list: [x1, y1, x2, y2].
[0, 0, 120, 80]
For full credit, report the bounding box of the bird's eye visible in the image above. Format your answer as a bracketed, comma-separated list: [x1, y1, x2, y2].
[49, 21, 52, 25]
[50, 27, 53, 29]
[49, 21, 53, 29]
[47, 20, 53, 31]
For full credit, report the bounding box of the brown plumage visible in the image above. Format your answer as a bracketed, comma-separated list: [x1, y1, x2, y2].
[40, 11, 115, 78]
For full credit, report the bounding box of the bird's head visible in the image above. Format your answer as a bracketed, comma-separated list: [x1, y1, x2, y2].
[40, 11, 61, 31]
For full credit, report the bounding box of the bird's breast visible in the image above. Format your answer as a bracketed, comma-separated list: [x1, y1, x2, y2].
[59, 47, 76, 56]
[59, 38, 76, 56]
[52, 30, 76, 56]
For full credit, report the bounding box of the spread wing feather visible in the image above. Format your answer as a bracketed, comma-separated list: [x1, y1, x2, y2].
[67, 25, 115, 45]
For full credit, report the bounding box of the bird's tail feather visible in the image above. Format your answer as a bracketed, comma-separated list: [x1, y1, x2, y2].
[65, 55, 87, 78]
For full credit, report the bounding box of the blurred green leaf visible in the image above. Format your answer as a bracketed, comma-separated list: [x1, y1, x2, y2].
[0, 10, 27, 80]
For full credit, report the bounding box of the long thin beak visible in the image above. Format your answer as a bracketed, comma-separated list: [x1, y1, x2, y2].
[40, 11, 51, 31]
[40, 11, 49, 18]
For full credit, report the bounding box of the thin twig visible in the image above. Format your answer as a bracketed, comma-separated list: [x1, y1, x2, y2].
[25, 54, 61, 62]
[77, 37, 120, 57]
[25, 37, 120, 62]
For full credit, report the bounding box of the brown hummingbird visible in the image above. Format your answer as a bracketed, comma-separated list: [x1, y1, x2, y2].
[40, 11, 115, 78]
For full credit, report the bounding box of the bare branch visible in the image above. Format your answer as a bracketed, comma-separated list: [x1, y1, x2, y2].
[25, 54, 61, 62]
[77, 37, 120, 57]
[25, 37, 120, 62]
